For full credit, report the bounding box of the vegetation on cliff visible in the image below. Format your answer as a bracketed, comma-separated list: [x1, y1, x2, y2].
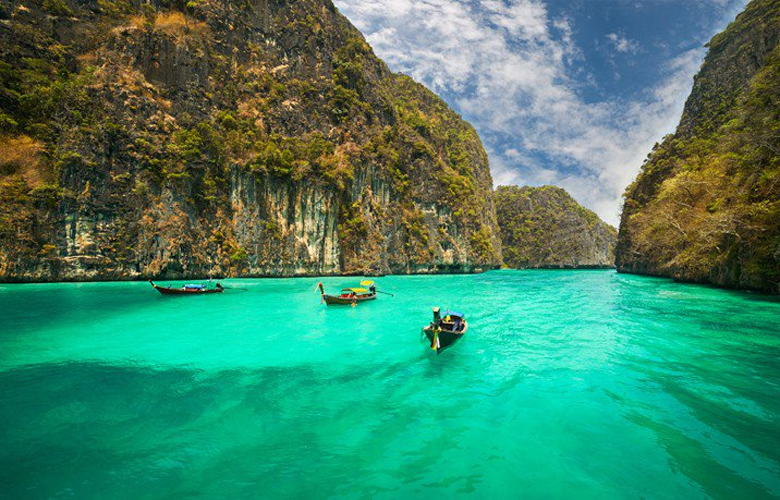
[0, 0, 501, 280]
[616, 0, 780, 293]
[495, 185, 616, 269]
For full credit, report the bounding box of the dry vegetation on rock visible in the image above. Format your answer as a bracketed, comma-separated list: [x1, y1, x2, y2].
[616, 0, 780, 293]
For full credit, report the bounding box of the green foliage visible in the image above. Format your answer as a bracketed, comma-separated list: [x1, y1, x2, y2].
[97, 0, 133, 17]
[332, 60, 365, 91]
[0, 112, 18, 132]
[217, 111, 237, 130]
[170, 128, 206, 163]
[29, 184, 68, 210]
[248, 132, 342, 184]
[0, 46, 96, 141]
[619, 7, 780, 291]
[403, 211, 428, 245]
[185, 1, 202, 13]
[404, 112, 429, 136]
[230, 247, 248, 263]
[326, 35, 375, 123]
[469, 226, 494, 264]
[339, 201, 368, 250]
[165, 171, 190, 181]
[496, 185, 616, 268]
[328, 84, 365, 123]
[42, 0, 72, 16]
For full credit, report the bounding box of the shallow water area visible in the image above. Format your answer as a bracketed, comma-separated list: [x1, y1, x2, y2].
[1, 270, 779, 498]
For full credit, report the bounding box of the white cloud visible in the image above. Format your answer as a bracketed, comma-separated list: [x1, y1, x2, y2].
[332, 0, 724, 226]
[606, 33, 641, 54]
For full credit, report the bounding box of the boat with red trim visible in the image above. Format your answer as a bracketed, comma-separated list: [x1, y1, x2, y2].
[149, 279, 224, 295]
[317, 281, 377, 306]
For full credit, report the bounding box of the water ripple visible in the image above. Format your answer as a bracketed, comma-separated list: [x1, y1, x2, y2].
[1, 271, 779, 498]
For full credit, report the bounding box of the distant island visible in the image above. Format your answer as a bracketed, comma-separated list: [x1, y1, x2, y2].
[495, 185, 616, 269]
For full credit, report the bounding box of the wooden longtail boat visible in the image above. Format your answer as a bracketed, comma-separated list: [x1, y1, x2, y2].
[422, 307, 467, 354]
[318, 281, 377, 306]
[149, 280, 224, 295]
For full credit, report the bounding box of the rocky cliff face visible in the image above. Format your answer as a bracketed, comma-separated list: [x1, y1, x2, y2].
[0, 0, 501, 281]
[495, 185, 616, 269]
[616, 0, 780, 294]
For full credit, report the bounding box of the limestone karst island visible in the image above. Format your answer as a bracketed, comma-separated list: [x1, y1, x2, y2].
[1, 0, 778, 498]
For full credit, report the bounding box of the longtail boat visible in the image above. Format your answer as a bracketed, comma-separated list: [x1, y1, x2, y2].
[318, 280, 377, 306]
[422, 307, 467, 354]
[149, 279, 224, 295]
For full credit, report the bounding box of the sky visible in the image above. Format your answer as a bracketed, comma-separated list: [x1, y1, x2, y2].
[331, 0, 749, 226]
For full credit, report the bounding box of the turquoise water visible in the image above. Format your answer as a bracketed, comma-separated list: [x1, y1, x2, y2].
[1, 270, 779, 499]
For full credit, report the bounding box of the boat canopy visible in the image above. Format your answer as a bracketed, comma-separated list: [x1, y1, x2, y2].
[341, 287, 370, 293]
[360, 280, 375, 287]
[444, 310, 465, 318]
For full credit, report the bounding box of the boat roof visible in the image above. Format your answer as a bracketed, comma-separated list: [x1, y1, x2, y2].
[341, 287, 370, 293]
[360, 280, 375, 286]
[444, 310, 465, 318]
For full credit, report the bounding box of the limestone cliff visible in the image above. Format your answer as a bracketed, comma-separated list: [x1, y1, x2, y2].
[495, 185, 616, 269]
[0, 0, 501, 281]
[616, 0, 780, 294]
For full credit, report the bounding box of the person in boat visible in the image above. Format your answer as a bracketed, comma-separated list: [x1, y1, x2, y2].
[432, 307, 442, 328]
[369, 284, 376, 295]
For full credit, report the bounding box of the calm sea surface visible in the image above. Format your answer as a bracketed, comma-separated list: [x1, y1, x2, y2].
[1, 270, 779, 499]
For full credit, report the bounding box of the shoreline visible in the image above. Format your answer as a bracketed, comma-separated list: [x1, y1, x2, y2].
[0, 266, 624, 285]
[615, 267, 780, 298]
[2, 268, 777, 299]
[0, 268, 494, 285]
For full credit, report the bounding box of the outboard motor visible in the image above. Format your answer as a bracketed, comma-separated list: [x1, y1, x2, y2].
[432, 307, 441, 327]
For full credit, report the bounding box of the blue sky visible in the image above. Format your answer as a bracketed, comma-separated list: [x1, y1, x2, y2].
[332, 0, 748, 225]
